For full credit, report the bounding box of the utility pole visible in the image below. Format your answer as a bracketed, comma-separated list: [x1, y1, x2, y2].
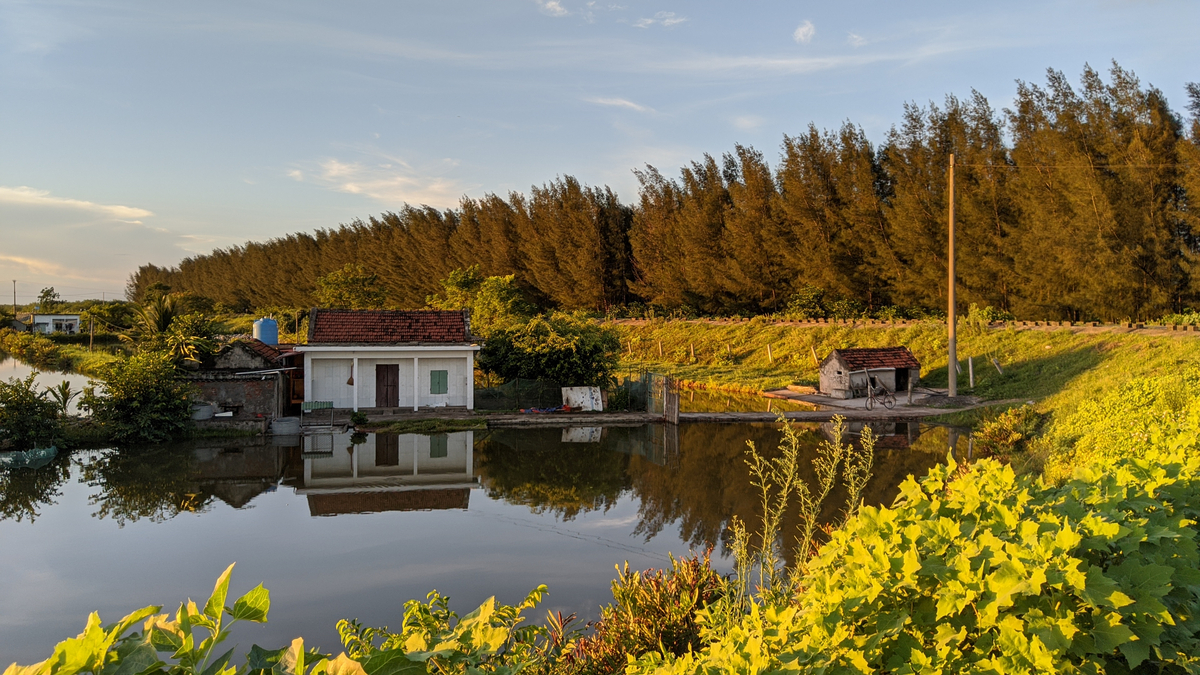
[948, 154, 958, 398]
[11, 280, 15, 320]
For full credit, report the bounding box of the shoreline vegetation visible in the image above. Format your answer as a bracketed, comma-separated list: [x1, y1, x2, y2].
[8, 313, 1200, 672]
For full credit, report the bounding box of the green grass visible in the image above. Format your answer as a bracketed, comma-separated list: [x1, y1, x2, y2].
[59, 345, 122, 377]
[612, 318, 1200, 427]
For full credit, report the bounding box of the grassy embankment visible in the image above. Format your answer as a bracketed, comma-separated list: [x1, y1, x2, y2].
[612, 318, 1200, 468]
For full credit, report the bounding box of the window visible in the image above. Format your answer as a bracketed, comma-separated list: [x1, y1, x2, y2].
[430, 370, 449, 395]
[429, 434, 448, 458]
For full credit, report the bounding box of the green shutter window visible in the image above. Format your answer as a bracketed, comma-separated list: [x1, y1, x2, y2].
[429, 434, 448, 458]
[430, 370, 449, 395]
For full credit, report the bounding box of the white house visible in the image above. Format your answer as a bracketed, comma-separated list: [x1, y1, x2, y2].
[296, 308, 480, 412]
[19, 313, 81, 335]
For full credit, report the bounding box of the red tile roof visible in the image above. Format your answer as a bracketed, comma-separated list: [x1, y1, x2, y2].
[307, 309, 471, 345]
[307, 488, 470, 516]
[829, 347, 920, 371]
[236, 337, 284, 362]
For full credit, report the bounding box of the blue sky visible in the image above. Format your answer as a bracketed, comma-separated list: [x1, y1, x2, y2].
[1, 0, 1197, 302]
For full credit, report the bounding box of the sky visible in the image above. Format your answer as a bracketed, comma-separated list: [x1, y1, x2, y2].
[1, 0, 1198, 303]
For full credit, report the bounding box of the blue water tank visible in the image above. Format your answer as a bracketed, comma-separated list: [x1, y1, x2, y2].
[253, 317, 279, 345]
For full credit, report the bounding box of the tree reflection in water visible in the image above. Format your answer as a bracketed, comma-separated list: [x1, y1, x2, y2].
[477, 422, 948, 567]
[0, 450, 72, 523]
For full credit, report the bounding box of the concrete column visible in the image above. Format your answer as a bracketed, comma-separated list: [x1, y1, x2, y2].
[465, 430, 473, 478]
[413, 356, 420, 411]
[466, 351, 474, 410]
[352, 443, 359, 478]
[352, 356, 359, 412]
[303, 354, 313, 403]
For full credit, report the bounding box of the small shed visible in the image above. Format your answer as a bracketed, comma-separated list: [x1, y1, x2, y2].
[184, 338, 289, 420]
[819, 347, 921, 399]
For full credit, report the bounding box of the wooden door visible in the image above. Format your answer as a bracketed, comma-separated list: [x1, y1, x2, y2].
[376, 433, 399, 466]
[376, 364, 399, 408]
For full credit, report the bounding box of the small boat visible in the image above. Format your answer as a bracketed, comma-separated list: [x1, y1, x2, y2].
[0, 446, 58, 471]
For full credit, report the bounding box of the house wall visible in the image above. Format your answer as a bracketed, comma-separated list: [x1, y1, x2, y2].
[301, 348, 477, 410]
[303, 431, 473, 483]
[819, 361, 919, 399]
[192, 378, 282, 419]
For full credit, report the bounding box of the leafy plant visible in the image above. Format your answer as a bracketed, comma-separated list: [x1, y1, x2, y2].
[2, 563, 303, 675]
[556, 554, 722, 675]
[80, 352, 195, 444]
[630, 413, 1200, 675]
[314, 263, 388, 310]
[46, 380, 80, 415]
[479, 313, 621, 387]
[0, 373, 62, 448]
[974, 404, 1041, 458]
[336, 585, 573, 674]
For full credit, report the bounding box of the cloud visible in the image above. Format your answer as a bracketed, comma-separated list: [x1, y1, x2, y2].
[584, 96, 654, 113]
[793, 20, 815, 43]
[847, 32, 867, 47]
[538, 0, 569, 17]
[732, 115, 764, 130]
[289, 152, 472, 208]
[0, 186, 154, 221]
[634, 11, 686, 28]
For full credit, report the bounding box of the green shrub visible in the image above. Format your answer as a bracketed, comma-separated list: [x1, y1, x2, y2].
[80, 352, 195, 444]
[0, 329, 66, 370]
[631, 415, 1200, 675]
[0, 373, 62, 449]
[479, 313, 620, 387]
[556, 554, 723, 675]
[973, 404, 1041, 457]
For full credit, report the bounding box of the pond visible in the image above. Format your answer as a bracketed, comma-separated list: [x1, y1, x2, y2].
[0, 357, 93, 415]
[0, 421, 968, 663]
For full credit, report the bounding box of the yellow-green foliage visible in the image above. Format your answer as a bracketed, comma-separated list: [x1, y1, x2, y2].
[631, 413, 1200, 675]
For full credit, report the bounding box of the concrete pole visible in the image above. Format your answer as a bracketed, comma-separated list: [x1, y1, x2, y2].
[948, 153, 958, 398]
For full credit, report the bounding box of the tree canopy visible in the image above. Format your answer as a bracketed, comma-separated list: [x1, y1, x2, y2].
[128, 64, 1200, 322]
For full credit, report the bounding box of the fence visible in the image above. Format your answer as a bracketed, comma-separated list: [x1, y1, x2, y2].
[474, 378, 566, 411]
[475, 371, 679, 422]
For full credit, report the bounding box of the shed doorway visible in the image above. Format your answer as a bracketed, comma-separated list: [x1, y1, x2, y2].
[376, 364, 400, 407]
[895, 368, 909, 392]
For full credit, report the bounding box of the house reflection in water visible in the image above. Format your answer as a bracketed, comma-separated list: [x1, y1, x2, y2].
[291, 431, 478, 516]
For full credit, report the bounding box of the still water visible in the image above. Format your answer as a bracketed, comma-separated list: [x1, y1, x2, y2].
[0, 358, 92, 415]
[0, 422, 964, 663]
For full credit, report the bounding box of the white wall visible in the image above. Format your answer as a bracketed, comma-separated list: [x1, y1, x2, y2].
[310, 358, 354, 408]
[418, 357, 469, 408]
[304, 348, 477, 410]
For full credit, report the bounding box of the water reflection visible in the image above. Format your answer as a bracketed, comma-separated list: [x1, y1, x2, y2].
[0, 423, 965, 538]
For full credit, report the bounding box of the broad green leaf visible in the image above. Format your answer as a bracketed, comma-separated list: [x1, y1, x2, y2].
[1118, 639, 1150, 668]
[246, 645, 287, 672]
[204, 564, 235, 621]
[321, 654, 368, 675]
[359, 650, 427, 675]
[108, 632, 163, 675]
[3, 662, 49, 675]
[103, 606, 161, 643]
[1091, 612, 1135, 652]
[200, 648, 235, 675]
[1079, 568, 1134, 609]
[273, 638, 306, 675]
[46, 612, 107, 675]
[231, 584, 270, 623]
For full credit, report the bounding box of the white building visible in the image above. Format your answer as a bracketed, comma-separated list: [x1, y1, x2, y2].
[20, 313, 82, 335]
[818, 347, 921, 399]
[296, 308, 480, 412]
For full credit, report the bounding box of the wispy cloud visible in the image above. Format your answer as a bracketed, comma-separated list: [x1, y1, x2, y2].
[0, 186, 153, 221]
[732, 115, 764, 130]
[793, 20, 815, 44]
[847, 32, 867, 47]
[537, 0, 569, 17]
[633, 11, 686, 28]
[584, 96, 654, 113]
[289, 152, 472, 208]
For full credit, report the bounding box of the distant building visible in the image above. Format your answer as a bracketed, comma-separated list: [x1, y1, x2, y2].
[295, 309, 480, 412]
[819, 347, 921, 399]
[17, 313, 81, 335]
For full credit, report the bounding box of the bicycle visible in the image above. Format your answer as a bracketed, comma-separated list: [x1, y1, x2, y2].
[865, 383, 896, 410]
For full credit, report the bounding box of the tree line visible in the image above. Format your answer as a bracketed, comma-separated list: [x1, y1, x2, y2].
[129, 64, 1200, 321]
